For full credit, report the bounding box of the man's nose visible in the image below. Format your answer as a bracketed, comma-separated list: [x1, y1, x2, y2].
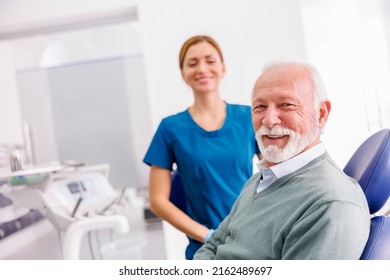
[262, 107, 281, 128]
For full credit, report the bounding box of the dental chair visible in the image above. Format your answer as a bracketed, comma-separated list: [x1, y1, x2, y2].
[343, 128, 390, 260]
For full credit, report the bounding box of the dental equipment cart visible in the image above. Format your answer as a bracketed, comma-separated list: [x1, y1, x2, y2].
[0, 163, 130, 259]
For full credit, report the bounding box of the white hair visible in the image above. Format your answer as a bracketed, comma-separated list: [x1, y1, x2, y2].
[252, 59, 328, 110]
[262, 59, 328, 109]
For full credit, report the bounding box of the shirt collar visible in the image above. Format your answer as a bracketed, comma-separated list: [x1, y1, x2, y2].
[257, 142, 326, 179]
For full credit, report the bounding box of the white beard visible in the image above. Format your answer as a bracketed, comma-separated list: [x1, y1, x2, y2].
[256, 123, 319, 164]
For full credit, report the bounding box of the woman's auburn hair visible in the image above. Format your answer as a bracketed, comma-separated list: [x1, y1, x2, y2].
[179, 35, 224, 69]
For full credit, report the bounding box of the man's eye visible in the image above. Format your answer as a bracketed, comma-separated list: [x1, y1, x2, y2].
[253, 105, 266, 112]
[281, 103, 295, 108]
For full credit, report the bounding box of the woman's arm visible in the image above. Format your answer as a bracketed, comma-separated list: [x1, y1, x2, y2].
[148, 165, 209, 243]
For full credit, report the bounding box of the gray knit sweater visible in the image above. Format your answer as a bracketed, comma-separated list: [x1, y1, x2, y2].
[194, 153, 370, 260]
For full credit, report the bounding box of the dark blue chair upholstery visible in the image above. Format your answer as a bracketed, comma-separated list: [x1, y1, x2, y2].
[343, 128, 390, 260]
[169, 170, 187, 213]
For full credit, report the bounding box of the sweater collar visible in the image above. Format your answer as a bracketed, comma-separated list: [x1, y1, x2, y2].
[257, 142, 326, 180]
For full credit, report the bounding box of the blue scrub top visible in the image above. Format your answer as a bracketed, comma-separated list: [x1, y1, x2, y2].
[143, 103, 259, 259]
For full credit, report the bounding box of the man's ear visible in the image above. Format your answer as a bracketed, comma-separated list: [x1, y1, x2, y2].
[318, 100, 331, 129]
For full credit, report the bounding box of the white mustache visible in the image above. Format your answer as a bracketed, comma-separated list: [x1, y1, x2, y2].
[256, 126, 295, 138]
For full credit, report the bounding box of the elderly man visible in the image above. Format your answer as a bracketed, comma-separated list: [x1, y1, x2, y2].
[193, 60, 370, 260]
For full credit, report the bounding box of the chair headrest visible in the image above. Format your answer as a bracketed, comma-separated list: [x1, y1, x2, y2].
[344, 129, 390, 214]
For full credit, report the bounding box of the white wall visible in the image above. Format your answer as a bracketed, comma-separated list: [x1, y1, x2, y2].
[300, 0, 390, 166]
[0, 43, 23, 145]
[138, 0, 307, 127]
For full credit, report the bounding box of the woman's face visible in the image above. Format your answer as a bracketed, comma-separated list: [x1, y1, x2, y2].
[181, 41, 225, 94]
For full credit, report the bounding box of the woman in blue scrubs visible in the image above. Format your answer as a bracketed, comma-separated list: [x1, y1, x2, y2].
[143, 35, 260, 259]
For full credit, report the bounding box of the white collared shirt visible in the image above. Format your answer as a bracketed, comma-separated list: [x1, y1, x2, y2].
[256, 143, 326, 193]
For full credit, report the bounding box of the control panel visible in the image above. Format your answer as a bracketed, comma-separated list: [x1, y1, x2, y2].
[45, 171, 117, 218]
